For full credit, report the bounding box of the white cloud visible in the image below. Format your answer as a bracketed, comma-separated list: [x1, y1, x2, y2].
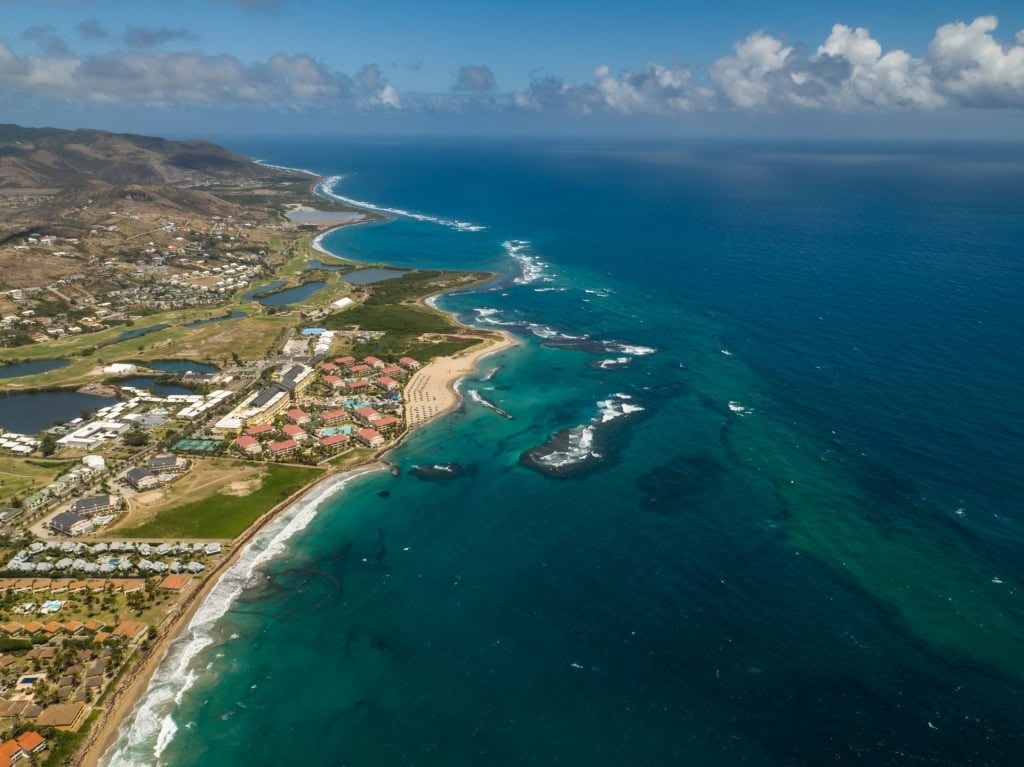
[928, 16, 1024, 107]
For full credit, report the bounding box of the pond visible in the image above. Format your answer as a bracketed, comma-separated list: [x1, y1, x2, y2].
[258, 281, 327, 306]
[185, 311, 246, 327]
[144, 359, 219, 374]
[0, 390, 115, 433]
[305, 259, 350, 272]
[114, 377, 194, 397]
[241, 280, 286, 301]
[0, 359, 69, 379]
[341, 268, 409, 285]
[99, 324, 169, 347]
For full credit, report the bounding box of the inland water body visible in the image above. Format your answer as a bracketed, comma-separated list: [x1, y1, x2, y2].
[104, 139, 1024, 767]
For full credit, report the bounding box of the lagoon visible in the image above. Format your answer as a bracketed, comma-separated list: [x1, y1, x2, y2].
[257, 281, 327, 306]
[185, 311, 246, 328]
[0, 359, 69, 379]
[0, 390, 114, 433]
[144, 359, 218, 374]
[341, 268, 408, 285]
[113, 377, 194, 397]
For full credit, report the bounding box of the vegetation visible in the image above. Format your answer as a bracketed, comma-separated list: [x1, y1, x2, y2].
[119, 464, 323, 539]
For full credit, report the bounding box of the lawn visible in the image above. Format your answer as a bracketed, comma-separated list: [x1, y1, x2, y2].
[120, 463, 323, 539]
[0, 457, 75, 503]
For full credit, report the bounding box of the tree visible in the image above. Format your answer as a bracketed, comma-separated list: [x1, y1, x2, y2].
[38, 434, 58, 457]
[123, 427, 149, 447]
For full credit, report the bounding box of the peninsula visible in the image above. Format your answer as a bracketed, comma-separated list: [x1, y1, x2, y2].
[0, 124, 514, 767]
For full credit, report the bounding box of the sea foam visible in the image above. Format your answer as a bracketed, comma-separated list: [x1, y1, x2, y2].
[100, 470, 377, 767]
[318, 176, 485, 232]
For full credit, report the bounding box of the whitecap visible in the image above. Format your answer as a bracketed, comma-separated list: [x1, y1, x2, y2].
[503, 240, 554, 284]
[100, 470, 379, 767]
[318, 177, 485, 233]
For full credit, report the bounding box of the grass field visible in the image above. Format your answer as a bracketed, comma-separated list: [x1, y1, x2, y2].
[119, 463, 323, 539]
[0, 457, 75, 502]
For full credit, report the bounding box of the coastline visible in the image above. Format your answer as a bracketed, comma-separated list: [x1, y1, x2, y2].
[83, 283, 517, 767]
[82, 463, 387, 767]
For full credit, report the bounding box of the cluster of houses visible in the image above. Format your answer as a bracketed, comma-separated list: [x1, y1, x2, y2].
[0, 431, 39, 456]
[223, 354, 421, 460]
[8, 540, 220, 574]
[0, 730, 46, 765]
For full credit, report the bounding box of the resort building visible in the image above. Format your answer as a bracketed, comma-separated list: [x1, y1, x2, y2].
[286, 408, 311, 425]
[50, 512, 93, 537]
[380, 365, 404, 377]
[355, 407, 381, 423]
[399, 356, 421, 369]
[280, 364, 315, 396]
[375, 415, 400, 431]
[268, 439, 299, 457]
[281, 424, 308, 442]
[363, 356, 385, 369]
[319, 434, 350, 452]
[234, 435, 262, 456]
[70, 494, 121, 517]
[356, 428, 385, 448]
[349, 364, 372, 375]
[334, 356, 355, 366]
[320, 362, 339, 373]
[321, 409, 348, 426]
[126, 467, 160, 491]
[347, 379, 371, 392]
[244, 423, 275, 439]
[146, 454, 189, 473]
[377, 376, 399, 391]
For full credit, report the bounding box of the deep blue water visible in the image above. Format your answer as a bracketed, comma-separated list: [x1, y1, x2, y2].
[0, 358, 68, 379]
[0, 389, 114, 432]
[104, 139, 1024, 767]
[256, 281, 327, 306]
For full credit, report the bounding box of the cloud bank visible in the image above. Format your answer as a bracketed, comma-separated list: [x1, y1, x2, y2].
[0, 15, 1022, 115]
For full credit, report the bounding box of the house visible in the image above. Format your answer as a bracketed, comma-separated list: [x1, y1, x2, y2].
[112, 620, 148, 642]
[377, 376, 399, 391]
[320, 362, 339, 373]
[234, 436, 262, 455]
[375, 415, 400, 430]
[268, 439, 298, 457]
[380, 365, 404, 377]
[346, 379, 371, 391]
[125, 467, 160, 491]
[349, 364, 372, 375]
[334, 355, 355, 366]
[356, 428, 384, 448]
[355, 407, 381, 423]
[15, 731, 45, 755]
[281, 424, 308, 442]
[35, 702, 87, 730]
[363, 356, 385, 369]
[244, 423, 275, 439]
[319, 434, 350, 452]
[323, 375, 344, 389]
[286, 408, 311, 425]
[321, 409, 348, 426]
[399, 356, 421, 369]
[146, 454, 189, 473]
[0, 739, 24, 765]
[50, 512, 93, 537]
[70, 494, 121, 517]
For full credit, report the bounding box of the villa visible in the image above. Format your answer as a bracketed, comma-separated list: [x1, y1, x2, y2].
[356, 428, 384, 448]
[234, 435, 262, 455]
[268, 439, 298, 457]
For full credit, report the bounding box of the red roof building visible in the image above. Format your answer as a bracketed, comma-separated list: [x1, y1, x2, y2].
[234, 435, 262, 455]
[399, 356, 421, 369]
[244, 423, 274, 438]
[363, 356, 385, 368]
[320, 362, 339, 373]
[282, 424, 308, 441]
[355, 407, 381, 422]
[324, 375, 344, 388]
[321, 408, 347, 426]
[375, 415, 400, 430]
[349, 364, 372, 375]
[334, 355, 355, 366]
[286, 408, 311, 424]
[347, 379, 371, 391]
[380, 365, 404, 377]
[357, 428, 385, 448]
[268, 439, 298, 456]
[377, 376, 399, 390]
[319, 434, 350, 451]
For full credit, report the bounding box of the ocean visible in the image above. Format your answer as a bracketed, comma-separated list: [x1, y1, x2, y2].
[103, 138, 1024, 766]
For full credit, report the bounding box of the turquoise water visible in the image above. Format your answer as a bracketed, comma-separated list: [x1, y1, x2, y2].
[104, 139, 1024, 767]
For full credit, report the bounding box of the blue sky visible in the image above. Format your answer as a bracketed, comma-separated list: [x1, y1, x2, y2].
[1, 0, 1023, 138]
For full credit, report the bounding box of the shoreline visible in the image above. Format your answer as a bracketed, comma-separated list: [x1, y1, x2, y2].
[82, 214, 518, 767]
[82, 463, 387, 767]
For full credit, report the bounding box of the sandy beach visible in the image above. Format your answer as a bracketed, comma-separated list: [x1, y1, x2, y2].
[79, 331, 516, 767]
[404, 332, 517, 427]
[80, 464, 386, 767]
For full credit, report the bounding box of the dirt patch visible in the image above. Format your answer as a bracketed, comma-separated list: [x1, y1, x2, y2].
[222, 478, 262, 496]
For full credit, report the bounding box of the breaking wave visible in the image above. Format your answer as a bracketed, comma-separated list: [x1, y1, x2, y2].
[318, 176, 485, 232]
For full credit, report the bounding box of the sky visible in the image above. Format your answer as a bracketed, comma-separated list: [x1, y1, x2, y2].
[1, 0, 1024, 139]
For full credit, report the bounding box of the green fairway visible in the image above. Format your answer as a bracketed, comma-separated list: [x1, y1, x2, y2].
[120, 464, 323, 539]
